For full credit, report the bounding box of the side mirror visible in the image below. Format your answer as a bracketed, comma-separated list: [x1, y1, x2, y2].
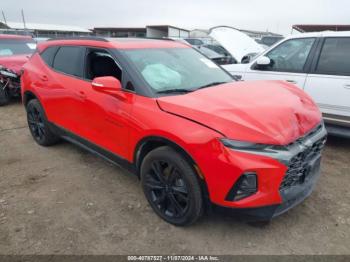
[91, 76, 122, 93]
[256, 56, 271, 66]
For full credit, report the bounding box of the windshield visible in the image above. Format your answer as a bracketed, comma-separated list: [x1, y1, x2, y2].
[0, 40, 36, 56]
[122, 48, 233, 93]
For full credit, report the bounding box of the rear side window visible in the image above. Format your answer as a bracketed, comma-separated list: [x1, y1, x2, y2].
[316, 37, 350, 76]
[40, 46, 59, 67]
[52, 46, 85, 77]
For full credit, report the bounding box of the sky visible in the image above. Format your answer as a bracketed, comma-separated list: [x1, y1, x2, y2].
[1, 0, 350, 35]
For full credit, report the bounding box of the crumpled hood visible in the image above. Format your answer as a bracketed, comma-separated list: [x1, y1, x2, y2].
[157, 81, 322, 145]
[0, 54, 30, 74]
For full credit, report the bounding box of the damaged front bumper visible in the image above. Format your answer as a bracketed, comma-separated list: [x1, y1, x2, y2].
[213, 123, 327, 221]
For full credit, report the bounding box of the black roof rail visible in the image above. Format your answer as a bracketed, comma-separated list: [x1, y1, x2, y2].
[48, 36, 108, 42]
[142, 37, 175, 41]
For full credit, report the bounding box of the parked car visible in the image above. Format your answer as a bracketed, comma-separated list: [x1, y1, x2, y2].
[209, 26, 265, 64]
[257, 36, 284, 47]
[22, 38, 327, 226]
[0, 34, 36, 106]
[195, 45, 236, 65]
[222, 31, 350, 138]
[201, 44, 237, 64]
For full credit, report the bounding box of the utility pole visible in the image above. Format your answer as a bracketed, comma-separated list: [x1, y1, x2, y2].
[21, 9, 27, 30]
[1, 10, 7, 25]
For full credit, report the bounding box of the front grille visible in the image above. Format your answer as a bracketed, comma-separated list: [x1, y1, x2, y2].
[280, 134, 327, 190]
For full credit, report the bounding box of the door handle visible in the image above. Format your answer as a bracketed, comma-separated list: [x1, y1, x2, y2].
[344, 84, 350, 89]
[76, 90, 87, 99]
[286, 80, 297, 84]
[40, 75, 48, 82]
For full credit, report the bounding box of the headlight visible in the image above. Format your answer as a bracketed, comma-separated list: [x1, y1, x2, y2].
[221, 139, 273, 151]
[220, 138, 289, 164]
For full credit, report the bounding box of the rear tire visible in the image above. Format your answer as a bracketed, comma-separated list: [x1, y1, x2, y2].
[26, 99, 60, 146]
[0, 84, 10, 106]
[141, 146, 203, 226]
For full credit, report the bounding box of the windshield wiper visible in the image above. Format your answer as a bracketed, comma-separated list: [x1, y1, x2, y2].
[156, 89, 192, 94]
[196, 81, 229, 91]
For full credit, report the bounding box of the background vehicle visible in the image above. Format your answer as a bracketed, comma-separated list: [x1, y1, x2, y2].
[22, 38, 326, 226]
[0, 34, 36, 106]
[223, 31, 350, 138]
[209, 26, 265, 64]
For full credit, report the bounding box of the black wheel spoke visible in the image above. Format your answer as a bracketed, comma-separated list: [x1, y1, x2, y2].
[154, 191, 166, 205]
[145, 175, 164, 190]
[168, 193, 184, 217]
[151, 161, 166, 183]
[173, 191, 188, 202]
[172, 185, 187, 194]
[28, 119, 36, 125]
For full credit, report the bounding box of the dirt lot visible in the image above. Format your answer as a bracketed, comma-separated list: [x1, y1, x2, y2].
[0, 102, 349, 255]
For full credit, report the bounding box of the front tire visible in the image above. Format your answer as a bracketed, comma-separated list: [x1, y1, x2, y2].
[141, 146, 203, 226]
[26, 99, 60, 146]
[0, 84, 10, 106]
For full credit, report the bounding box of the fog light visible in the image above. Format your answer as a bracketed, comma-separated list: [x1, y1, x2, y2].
[225, 173, 257, 201]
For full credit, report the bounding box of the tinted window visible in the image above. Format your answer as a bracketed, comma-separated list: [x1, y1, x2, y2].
[40, 46, 59, 67]
[264, 38, 315, 72]
[316, 37, 350, 76]
[52, 46, 84, 77]
[85, 49, 122, 81]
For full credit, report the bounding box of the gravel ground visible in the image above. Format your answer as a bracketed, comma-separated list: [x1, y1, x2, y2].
[0, 103, 349, 255]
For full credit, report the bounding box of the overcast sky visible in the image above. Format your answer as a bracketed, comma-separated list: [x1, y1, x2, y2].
[1, 0, 350, 35]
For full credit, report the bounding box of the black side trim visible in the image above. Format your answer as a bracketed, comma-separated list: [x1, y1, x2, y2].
[49, 122, 137, 175]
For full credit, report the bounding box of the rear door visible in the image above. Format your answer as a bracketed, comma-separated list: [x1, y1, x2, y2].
[244, 37, 317, 88]
[304, 37, 350, 127]
[43, 45, 87, 135]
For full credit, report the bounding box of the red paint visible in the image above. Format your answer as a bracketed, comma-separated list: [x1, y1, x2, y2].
[21, 38, 322, 209]
[0, 34, 34, 73]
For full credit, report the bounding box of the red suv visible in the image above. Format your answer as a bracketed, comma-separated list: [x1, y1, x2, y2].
[0, 34, 36, 105]
[21, 38, 327, 226]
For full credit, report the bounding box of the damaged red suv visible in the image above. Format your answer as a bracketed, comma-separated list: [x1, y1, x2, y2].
[0, 34, 36, 105]
[21, 38, 327, 226]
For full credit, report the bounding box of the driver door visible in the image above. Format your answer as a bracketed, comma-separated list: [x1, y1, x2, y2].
[244, 38, 317, 88]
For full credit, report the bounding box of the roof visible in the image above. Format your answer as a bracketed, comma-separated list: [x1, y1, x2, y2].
[146, 25, 190, 32]
[287, 30, 350, 39]
[5, 22, 91, 33]
[0, 34, 33, 40]
[93, 27, 146, 32]
[293, 24, 350, 33]
[37, 37, 189, 52]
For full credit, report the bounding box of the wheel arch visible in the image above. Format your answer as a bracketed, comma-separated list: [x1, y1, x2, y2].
[23, 90, 39, 107]
[133, 135, 210, 203]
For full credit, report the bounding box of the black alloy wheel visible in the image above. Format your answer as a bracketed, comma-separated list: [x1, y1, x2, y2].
[26, 99, 60, 146]
[141, 146, 203, 226]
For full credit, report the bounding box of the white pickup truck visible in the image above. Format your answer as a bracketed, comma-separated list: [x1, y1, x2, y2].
[212, 28, 350, 137]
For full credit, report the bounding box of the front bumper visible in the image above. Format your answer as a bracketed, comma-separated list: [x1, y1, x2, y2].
[213, 154, 322, 221]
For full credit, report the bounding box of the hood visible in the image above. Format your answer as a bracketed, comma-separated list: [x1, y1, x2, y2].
[0, 54, 30, 74]
[157, 81, 322, 145]
[209, 27, 265, 63]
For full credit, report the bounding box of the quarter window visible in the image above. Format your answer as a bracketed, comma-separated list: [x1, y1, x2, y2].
[52, 46, 85, 77]
[316, 37, 350, 76]
[40, 46, 59, 67]
[263, 38, 315, 72]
